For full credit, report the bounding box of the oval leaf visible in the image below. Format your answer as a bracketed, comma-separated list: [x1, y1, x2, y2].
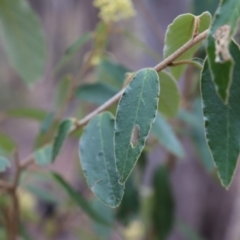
[0, 156, 11, 172]
[0, 0, 46, 85]
[34, 145, 53, 166]
[115, 68, 160, 184]
[158, 71, 180, 117]
[201, 41, 240, 187]
[164, 12, 211, 79]
[79, 112, 124, 207]
[52, 119, 75, 162]
[206, 0, 240, 102]
[151, 113, 184, 158]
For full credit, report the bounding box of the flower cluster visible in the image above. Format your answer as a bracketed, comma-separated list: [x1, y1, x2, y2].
[93, 0, 135, 22]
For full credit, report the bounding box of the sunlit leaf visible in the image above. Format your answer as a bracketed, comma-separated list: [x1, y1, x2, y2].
[201, 41, 240, 187]
[164, 12, 211, 79]
[0, 0, 46, 85]
[158, 71, 180, 117]
[115, 69, 160, 184]
[79, 112, 124, 207]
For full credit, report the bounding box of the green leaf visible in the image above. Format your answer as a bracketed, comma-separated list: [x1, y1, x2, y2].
[115, 68, 160, 184]
[178, 106, 214, 171]
[76, 83, 117, 105]
[52, 119, 75, 162]
[152, 165, 174, 240]
[34, 145, 53, 166]
[207, 0, 240, 102]
[151, 113, 184, 158]
[6, 108, 48, 121]
[52, 173, 110, 225]
[193, 0, 219, 16]
[201, 41, 240, 187]
[54, 76, 72, 108]
[39, 112, 54, 134]
[0, 156, 11, 172]
[97, 59, 130, 89]
[56, 32, 92, 71]
[0, 132, 16, 155]
[0, 0, 46, 85]
[79, 112, 124, 207]
[158, 71, 180, 117]
[164, 12, 211, 79]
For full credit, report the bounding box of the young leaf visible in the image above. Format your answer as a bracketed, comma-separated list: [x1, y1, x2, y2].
[76, 83, 117, 105]
[207, 0, 240, 102]
[158, 71, 180, 118]
[0, 156, 11, 172]
[152, 165, 174, 240]
[79, 112, 124, 207]
[52, 173, 110, 225]
[201, 41, 240, 187]
[34, 145, 53, 166]
[52, 119, 75, 162]
[115, 68, 160, 184]
[56, 32, 92, 71]
[0, 0, 46, 85]
[164, 12, 211, 79]
[151, 113, 184, 158]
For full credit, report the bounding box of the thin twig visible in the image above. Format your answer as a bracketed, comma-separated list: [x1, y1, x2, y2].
[19, 29, 209, 170]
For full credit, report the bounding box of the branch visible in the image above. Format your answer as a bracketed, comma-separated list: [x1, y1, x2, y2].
[20, 29, 209, 169]
[75, 29, 209, 129]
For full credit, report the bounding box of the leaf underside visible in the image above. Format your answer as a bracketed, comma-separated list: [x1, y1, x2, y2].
[79, 112, 124, 208]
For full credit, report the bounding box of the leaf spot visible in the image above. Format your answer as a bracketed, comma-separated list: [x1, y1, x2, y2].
[130, 125, 140, 148]
[214, 25, 231, 62]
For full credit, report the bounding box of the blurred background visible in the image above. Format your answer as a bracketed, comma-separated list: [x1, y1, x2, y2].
[1, 0, 240, 240]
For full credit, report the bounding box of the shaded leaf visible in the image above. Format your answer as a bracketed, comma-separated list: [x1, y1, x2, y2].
[115, 69, 160, 184]
[6, 108, 48, 121]
[201, 41, 240, 187]
[0, 156, 11, 172]
[97, 59, 130, 89]
[79, 112, 124, 207]
[151, 113, 184, 158]
[158, 71, 180, 117]
[52, 173, 110, 225]
[207, 0, 240, 102]
[193, 0, 219, 16]
[0, 132, 16, 155]
[152, 165, 174, 240]
[164, 12, 211, 79]
[39, 112, 54, 134]
[52, 119, 75, 162]
[54, 76, 72, 108]
[0, 0, 46, 85]
[56, 33, 92, 71]
[34, 145, 53, 166]
[76, 83, 117, 105]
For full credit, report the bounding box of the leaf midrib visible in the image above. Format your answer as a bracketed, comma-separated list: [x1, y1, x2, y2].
[120, 70, 149, 182]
